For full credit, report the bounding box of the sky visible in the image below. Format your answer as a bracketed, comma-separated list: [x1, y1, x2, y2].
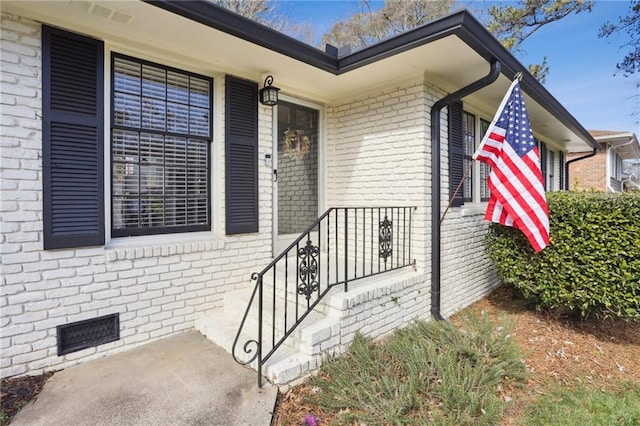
[279, 0, 639, 136]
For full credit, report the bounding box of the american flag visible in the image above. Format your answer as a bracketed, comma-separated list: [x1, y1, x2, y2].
[473, 80, 549, 252]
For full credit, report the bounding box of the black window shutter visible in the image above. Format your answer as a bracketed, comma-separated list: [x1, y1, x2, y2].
[559, 151, 565, 190]
[225, 75, 259, 234]
[448, 101, 465, 207]
[42, 26, 104, 249]
[539, 142, 548, 189]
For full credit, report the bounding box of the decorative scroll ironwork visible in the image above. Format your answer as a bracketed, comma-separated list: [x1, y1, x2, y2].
[232, 207, 416, 387]
[232, 273, 261, 366]
[379, 215, 393, 263]
[297, 239, 320, 300]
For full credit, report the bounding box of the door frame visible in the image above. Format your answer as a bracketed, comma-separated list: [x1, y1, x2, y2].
[272, 94, 325, 255]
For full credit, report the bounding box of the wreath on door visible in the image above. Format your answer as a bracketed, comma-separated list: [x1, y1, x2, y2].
[282, 128, 311, 161]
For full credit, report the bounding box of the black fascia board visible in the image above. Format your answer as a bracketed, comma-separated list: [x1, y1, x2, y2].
[144, 1, 599, 150]
[335, 12, 465, 73]
[143, 0, 339, 73]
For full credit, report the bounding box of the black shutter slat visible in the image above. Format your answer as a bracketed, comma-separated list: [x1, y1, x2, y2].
[43, 26, 104, 249]
[49, 35, 99, 114]
[225, 75, 258, 235]
[448, 101, 465, 207]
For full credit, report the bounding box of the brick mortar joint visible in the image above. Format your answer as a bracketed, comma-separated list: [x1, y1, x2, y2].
[104, 239, 226, 262]
[336, 272, 428, 307]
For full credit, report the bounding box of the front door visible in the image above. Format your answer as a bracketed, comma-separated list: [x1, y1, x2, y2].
[274, 99, 320, 253]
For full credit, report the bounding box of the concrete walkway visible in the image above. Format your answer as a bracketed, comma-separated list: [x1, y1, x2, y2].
[12, 331, 277, 426]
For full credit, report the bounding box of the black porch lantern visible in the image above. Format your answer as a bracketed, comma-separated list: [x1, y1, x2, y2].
[259, 75, 280, 106]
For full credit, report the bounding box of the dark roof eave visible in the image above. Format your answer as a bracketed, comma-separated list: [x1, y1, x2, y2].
[335, 13, 465, 72]
[144, 0, 600, 151]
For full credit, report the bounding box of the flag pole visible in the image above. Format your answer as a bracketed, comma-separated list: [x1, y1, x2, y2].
[440, 73, 523, 224]
[473, 73, 522, 161]
[440, 160, 473, 223]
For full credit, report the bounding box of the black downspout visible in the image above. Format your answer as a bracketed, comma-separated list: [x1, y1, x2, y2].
[564, 148, 598, 190]
[430, 59, 501, 321]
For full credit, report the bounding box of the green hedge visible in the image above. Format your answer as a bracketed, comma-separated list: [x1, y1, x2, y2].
[486, 191, 640, 320]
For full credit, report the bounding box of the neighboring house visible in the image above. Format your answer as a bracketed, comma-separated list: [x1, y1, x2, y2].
[568, 130, 640, 192]
[1, 1, 599, 385]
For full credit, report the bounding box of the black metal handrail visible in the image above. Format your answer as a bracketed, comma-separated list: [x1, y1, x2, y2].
[232, 206, 416, 386]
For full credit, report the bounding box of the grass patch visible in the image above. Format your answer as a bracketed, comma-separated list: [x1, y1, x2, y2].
[521, 382, 640, 425]
[306, 312, 527, 425]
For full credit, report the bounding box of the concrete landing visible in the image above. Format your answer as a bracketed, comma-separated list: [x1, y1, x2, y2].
[12, 331, 277, 426]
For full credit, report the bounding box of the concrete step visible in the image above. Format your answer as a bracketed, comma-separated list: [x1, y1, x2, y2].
[195, 307, 327, 385]
[222, 287, 339, 357]
[197, 258, 422, 386]
[263, 346, 322, 386]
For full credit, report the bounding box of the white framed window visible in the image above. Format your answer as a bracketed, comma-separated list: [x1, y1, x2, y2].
[537, 139, 560, 191]
[463, 110, 564, 199]
[610, 151, 623, 180]
[462, 111, 491, 203]
[110, 54, 212, 237]
[548, 149, 556, 190]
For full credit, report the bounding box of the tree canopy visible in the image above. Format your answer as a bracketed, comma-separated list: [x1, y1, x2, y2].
[486, 0, 593, 52]
[321, 0, 456, 50]
[208, 0, 316, 44]
[599, 0, 640, 77]
[486, 0, 593, 82]
[209, 0, 284, 29]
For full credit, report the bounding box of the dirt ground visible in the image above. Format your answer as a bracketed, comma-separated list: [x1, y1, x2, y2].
[272, 285, 640, 425]
[2, 286, 638, 425]
[0, 372, 52, 425]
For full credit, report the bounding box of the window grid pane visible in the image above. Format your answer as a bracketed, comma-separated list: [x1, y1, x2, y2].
[463, 112, 475, 202]
[480, 119, 491, 201]
[112, 55, 211, 235]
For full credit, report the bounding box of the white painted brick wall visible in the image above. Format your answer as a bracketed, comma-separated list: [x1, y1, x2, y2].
[438, 105, 499, 316]
[440, 209, 499, 317]
[335, 273, 431, 350]
[0, 12, 274, 378]
[292, 272, 431, 373]
[326, 79, 499, 319]
[325, 79, 432, 270]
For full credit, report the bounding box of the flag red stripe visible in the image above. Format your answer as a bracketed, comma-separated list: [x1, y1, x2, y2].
[489, 132, 505, 143]
[489, 162, 548, 235]
[488, 172, 549, 251]
[486, 147, 549, 250]
[498, 149, 548, 214]
[472, 81, 549, 252]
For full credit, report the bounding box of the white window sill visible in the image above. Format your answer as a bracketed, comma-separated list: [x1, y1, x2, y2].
[460, 202, 488, 217]
[104, 231, 225, 261]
